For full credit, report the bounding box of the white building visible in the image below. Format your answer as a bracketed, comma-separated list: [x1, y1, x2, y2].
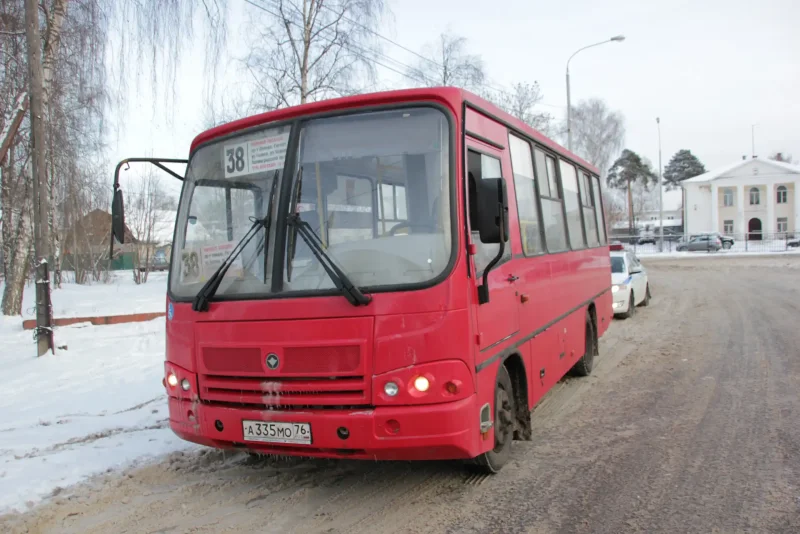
[682, 157, 799, 238]
[636, 188, 684, 233]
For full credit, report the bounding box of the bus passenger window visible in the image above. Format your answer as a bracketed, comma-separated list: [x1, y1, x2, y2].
[534, 149, 568, 252]
[468, 149, 510, 272]
[509, 134, 543, 255]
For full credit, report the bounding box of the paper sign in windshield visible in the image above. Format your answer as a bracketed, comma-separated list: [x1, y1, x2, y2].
[200, 243, 243, 279]
[223, 132, 290, 178]
[179, 243, 243, 284]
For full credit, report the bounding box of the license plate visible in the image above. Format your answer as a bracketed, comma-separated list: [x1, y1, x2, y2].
[242, 420, 312, 445]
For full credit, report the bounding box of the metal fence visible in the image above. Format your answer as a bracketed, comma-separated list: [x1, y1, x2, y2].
[611, 233, 800, 255]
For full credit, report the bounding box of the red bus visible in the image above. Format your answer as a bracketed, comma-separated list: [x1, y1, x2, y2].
[110, 87, 612, 472]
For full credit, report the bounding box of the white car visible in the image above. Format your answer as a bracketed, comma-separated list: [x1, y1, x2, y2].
[610, 244, 651, 318]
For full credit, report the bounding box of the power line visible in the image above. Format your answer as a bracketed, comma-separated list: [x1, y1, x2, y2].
[311, 0, 563, 109]
[245, 0, 563, 110]
[244, 0, 439, 87]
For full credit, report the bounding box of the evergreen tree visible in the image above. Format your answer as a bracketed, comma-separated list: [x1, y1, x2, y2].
[663, 149, 706, 190]
[607, 150, 658, 231]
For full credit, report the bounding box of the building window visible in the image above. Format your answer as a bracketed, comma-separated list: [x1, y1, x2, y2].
[777, 217, 788, 233]
[777, 185, 788, 204]
[723, 188, 734, 207]
[749, 187, 760, 205]
[723, 220, 734, 234]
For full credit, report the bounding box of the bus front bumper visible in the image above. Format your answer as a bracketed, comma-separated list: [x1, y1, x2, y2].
[168, 394, 481, 461]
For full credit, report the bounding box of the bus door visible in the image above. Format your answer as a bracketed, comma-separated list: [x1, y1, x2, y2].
[466, 142, 520, 353]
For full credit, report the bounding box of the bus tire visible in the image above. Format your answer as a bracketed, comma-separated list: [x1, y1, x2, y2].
[473, 364, 515, 473]
[570, 312, 596, 377]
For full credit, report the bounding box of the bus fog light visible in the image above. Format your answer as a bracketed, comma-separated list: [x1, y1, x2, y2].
[167, 373, 178, 387]
[384, 382, 399, 397]
[181, 378, 191, 391]
[445, 381, 459, 394]
[413, 376, 430, 392]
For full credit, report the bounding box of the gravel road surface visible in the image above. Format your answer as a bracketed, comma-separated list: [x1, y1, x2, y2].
[3, 255, 799, 533]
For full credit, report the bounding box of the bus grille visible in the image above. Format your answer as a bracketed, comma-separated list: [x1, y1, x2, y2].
[199, 375, 369, 408]
[198, 345, 369, 409]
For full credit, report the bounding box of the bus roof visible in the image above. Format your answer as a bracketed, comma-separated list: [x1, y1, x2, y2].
[190, 87, 598, 175]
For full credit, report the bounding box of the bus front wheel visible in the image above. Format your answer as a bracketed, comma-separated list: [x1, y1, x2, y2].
[473, 364, 515, 473]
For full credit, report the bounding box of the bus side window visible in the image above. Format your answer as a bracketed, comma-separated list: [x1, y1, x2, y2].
[467, 149, 510, 272]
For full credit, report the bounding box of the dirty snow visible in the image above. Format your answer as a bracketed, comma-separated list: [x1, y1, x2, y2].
[0, 273, 191, 514]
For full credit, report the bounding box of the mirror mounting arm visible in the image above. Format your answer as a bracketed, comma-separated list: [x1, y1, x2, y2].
[109, 157, 188, 259]
[478, 201, 506, 305]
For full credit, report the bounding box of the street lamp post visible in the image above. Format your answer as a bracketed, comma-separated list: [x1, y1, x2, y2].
[657, 117, 664, 251]
[566, 35, 625, 151]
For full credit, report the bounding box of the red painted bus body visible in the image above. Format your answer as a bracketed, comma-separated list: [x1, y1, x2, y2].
[161, 87, 612, 468]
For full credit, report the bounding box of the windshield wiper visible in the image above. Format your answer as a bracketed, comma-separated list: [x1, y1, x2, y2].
[286, 214, 371, 306]
[192, 172, 279, 312]
[192, 215, 269, 312]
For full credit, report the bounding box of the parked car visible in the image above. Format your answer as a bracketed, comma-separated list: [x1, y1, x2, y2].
[637, 234, 656, 245]
[788, 238, 800, 248]
[138, 255, 169, 272]
[676, 234, 722, 252]
[708, 232, 734, 249]
[610, 243, 651, 318]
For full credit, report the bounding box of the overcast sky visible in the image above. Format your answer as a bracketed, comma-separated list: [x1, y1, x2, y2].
[109, 0, 800, 195]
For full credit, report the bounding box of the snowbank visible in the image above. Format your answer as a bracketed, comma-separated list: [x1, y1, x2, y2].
[9, 270, 168, 319]
[0, 273, 191, 514]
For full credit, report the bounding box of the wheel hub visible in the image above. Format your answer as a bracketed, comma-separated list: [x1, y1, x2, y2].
[495, 389, 513, 449]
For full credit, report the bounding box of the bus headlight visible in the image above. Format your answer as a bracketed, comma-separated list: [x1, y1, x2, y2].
[167, 373, 178, 387]
[384, 382, 399, 397]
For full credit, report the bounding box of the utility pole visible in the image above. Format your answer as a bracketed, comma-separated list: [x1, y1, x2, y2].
[657, 117, 664, 251]
[25, 0, 55, 356]
[565, 35, 626, 151]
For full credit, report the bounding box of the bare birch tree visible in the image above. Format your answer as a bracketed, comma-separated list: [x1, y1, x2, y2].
[126, 170, 175, 284]
[489, 81, 553, 134]
[564, 98, 625, 178]
[407, 31, 485, 90]
[1, 0, 228, 315]
[240, 0, 386, 111]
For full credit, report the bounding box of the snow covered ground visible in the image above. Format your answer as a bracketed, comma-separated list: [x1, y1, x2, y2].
[0, 272, 193, 514]
[19, 270, 169, 319]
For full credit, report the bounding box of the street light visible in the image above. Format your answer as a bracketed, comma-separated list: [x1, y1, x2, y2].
[657, 117, 664, 251]
[566, 35, 626, 151]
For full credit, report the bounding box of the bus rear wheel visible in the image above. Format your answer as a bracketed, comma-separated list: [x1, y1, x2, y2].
[570, 312, 596, 377]
[473, 365, 515, 473]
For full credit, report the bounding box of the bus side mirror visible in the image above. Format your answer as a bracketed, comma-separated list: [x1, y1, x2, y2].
[476, 178, 509, 305]
[111, 188, 125, 244]
[476, 178, 509, 244]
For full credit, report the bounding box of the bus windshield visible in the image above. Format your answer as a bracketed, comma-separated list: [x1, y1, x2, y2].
[169, 106, 452, 300]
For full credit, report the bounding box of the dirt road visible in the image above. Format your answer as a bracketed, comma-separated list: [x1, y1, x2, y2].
[3, 255, 800, 533]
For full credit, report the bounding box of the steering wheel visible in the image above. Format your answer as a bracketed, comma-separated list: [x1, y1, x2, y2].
[386, 221, 437, 236]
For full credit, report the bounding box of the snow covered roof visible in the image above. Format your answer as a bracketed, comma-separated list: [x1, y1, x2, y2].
[682, 158, 800, 184]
